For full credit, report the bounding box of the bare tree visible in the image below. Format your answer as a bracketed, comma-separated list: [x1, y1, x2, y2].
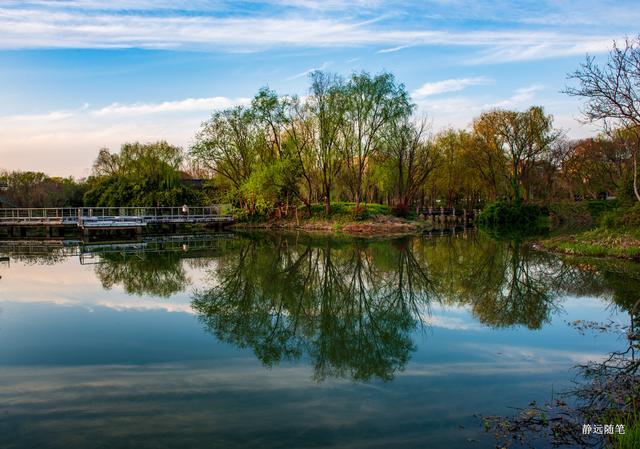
[381, 116, 436, 212]
[565, 36, 640, 201]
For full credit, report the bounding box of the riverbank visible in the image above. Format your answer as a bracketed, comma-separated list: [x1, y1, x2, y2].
[538, 202, 640, 261]
[539, 228, 640, 260]
[233, 214, 427, 235]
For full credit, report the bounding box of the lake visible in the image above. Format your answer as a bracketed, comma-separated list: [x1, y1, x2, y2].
[0, 231, 637, 449]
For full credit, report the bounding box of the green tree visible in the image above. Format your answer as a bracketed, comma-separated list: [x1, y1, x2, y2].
[341, 72, 414, 208]
[84, 141, 200, 207]
[308, 71, 346, 214]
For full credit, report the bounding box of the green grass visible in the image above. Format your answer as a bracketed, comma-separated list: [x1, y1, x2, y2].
[606, 403, 640, 449]
[542, 227, 640, 259]
[612, 419, 640, 449]
[541, 201, 640, 260]
[306, 202, 391, 222]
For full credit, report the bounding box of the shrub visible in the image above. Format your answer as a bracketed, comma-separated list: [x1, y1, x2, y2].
[478, 201, 547, 229]
[601, 202, 640, 229]
[350, 206, 369, 221]
[391, 203, 410, 217]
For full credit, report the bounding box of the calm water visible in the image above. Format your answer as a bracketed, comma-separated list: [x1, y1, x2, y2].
[0, 231, 637, 449]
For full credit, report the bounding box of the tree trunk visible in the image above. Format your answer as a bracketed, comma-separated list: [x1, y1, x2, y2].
[633, 148, 640, 202]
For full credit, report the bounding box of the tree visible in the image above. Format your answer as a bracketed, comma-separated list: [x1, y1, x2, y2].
[381, 117, 436, 213]
[565, 36, 640, 202]
[191, 107, 263, 192]
[475, 107, 559, 204]
[0, 170, 85, 207]
[432, 129, 474, 207]
[84, 141, 200, 207]
[469, 115, 508, 201]
[308, 71, 345, 214]
[341, 72, 414, 208]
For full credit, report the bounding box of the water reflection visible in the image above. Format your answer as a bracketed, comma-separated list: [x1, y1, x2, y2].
[192, 235, 431, 381]
[190, 232, 640, 381]
[1, 232, 638, 383]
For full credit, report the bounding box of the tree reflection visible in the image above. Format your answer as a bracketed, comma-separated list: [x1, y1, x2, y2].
[3, 231, 638, 383]
[191, 232, 640, 382]
[192, 235, 435, 381]
[95, 251, 189, 297]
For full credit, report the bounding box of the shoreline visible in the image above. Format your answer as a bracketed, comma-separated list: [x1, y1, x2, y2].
[231, 215, 429, 236]
[536, 229, 640, 261]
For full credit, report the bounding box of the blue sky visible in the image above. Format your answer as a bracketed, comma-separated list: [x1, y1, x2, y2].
[0, 0, 637, 176]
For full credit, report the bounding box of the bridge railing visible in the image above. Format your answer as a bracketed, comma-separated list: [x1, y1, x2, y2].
[0, 208, 78, 223]
[0, 206, 233, 224]
[418, 207, 480, 216]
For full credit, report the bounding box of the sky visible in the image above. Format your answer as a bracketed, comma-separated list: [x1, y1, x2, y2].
[0, 0, 637, 177]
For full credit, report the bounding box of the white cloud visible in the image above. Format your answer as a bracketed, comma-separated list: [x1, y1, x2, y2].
[92, 96, 247, 116]
[0, 5, 623, 63]
[0, 96, 248, 177]
[411, 77, 492, 99]
[485, 84, 544, 109]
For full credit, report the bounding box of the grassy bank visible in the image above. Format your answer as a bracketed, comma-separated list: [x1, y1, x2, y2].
[233, 202, 434, 235]
[540, 227, 640, 259]
[539, 202, 640, 260]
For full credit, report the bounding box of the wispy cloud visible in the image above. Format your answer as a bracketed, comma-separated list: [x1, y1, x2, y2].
[413, 83, 590, 138]
[377, 43, 414, 54]
[412, 77, 492, 99]
[286, 62, 331, 80]
[485, 84, 544, 109]
[0, 4, 623, 63]
[92, 96, 248, 116]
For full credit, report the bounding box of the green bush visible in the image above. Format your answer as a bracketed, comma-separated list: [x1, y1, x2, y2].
[619, 203, 640, 228]
[350, 206, 369, 221]
[309, 202, 390, 219]
[601, 202, 640, 229]
[478, 201, 546, 227]
[586, 200, 619, 221]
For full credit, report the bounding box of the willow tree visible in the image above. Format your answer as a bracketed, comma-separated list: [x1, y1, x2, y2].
[565, 36, 640, 202]
[308, 71, 345, 214]
[191, 106, 266, 209]
[469, 115, 508, 202]
[341, 72, 414, 208]
[84, 141, 197, 207]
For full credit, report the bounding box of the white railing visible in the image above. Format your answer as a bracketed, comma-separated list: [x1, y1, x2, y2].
[0, 206, 233, 226]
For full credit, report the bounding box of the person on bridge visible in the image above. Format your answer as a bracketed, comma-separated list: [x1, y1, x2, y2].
[181, 204, 189, 216]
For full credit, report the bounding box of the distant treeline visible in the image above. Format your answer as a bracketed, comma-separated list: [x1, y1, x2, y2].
[1, 141, 211, 208]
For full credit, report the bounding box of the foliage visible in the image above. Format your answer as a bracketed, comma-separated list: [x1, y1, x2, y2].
[478, 201, 546, 227]
[308, 202, 390, 220]
[601, 203, 640, 229]
[83, 141, 205, 207]
[350, 205, 369, 221]
[0, 170, 85, 207]
[474, 107, 561, 204]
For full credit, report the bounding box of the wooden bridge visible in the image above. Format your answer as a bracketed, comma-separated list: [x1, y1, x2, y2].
[418, 207, 480, 225]
[0, 206, 234, 238]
